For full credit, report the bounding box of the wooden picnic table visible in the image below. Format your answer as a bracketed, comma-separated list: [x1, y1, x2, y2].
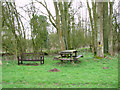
[54, 50, 83, 64]
[60, 50, 77, 57]
[60, 50, 77, 63]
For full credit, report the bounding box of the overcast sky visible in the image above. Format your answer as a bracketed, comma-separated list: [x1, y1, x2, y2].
[15, 0, 119, 39]
[15, 0, 88, 39]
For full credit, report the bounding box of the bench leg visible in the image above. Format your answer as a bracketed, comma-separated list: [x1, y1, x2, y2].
[17, 56, 20, 65]
[40, 61, 43, 64]
[18, 60, 20, 65]
[21, 60, 23, 64]
[42, 60, 44, 64]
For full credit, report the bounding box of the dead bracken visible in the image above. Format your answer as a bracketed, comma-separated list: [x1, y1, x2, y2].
[103, 67, 108, 69]
[49, 68, 60, 72]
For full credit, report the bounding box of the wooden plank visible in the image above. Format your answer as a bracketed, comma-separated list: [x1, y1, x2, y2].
[60, 58, 74, 61]
[60, 50, 77, 53]
[54, 55, 61, 58]
[19, 59, 43, 61]
[60, 50, 77, 54]
[76, 55, 83, 59]
[54, 58, 73, 61]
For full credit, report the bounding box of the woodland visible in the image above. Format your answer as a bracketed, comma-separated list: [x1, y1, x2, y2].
[1, 0, 120, 57]
[0, 0, 120, 88]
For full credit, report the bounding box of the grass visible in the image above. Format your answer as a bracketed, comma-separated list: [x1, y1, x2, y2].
[2, 50, 118, 88]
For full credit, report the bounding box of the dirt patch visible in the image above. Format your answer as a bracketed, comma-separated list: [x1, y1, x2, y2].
[103, 67, 108, 69]
[38, 83, 42, 85]
[49, 68, 60, 72]
[0, 60, 2, 65]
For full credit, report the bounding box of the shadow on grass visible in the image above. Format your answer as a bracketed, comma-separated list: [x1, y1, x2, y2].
[56, 60, 81, 65]
[19, 63, 40, 66]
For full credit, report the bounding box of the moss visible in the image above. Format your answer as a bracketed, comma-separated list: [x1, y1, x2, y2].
[95, 56, 102, 59]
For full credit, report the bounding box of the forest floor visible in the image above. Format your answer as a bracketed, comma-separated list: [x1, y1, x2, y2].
[2, 49, 118, 88]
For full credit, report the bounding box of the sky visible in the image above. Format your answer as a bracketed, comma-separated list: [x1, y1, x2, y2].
[15, 0, 89, 39]
[14, 0, 119, 39]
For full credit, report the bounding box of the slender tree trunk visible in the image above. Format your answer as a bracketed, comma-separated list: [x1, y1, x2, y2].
[108, 2, 113, 56]
[118, 1, 120, 59]
[92, 2, 97, 55]
[103, 2, 109, 53]
[64, 2, 69, 50]
[0, 1, 1, 86]
[0, 1, 2, 55]
[85, 8, 88, 46]
[88, 19, 92, 52]
[67, 13, 71, 49]
[87, 1, 95, 55]
[54, 2, 65, 50]
[59, 2, 67, 50]
[96, 2, 104, 58]
[71, 16, 75, 49]
[113, 16, 118, 55]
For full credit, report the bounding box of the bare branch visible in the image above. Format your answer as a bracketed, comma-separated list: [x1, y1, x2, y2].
[35, 0, 56, 23]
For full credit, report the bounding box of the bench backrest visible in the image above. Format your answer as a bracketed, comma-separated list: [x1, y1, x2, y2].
[21, 53, 44, 60]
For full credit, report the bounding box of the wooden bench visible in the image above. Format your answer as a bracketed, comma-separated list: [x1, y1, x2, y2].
[17, 53, 44, 65]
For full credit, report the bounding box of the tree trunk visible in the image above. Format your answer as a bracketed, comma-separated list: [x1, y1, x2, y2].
[54, 2, 65, 50]
[108, 2, 113, 56]
[103, 2, 109, 53]
[118, 1, 120, 57]
[113, 15, 118, 55]
[59, 2, 67, 50]
[71, 16, 75, 49]
[67, 13, 71, 49]
[0, 1, 2, 54]
[87, 1, 95, 56]
[96, 2, 104, 58]
[92, 2, 97, 55]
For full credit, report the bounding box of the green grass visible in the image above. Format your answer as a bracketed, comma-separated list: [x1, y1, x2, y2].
[2, 51, 118, 88]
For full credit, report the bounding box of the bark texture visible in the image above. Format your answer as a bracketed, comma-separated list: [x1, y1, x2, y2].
[108, 2, 113, 56]
[96, 2, 104, 58]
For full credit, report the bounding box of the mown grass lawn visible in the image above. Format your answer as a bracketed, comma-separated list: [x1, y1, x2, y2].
[2, 51, 118, 88]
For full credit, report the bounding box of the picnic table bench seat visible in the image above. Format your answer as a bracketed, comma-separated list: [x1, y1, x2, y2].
[54, 55, 83, 61]
[53, 55, 61, 60]
[74, 55, 83, 60]
[17, 53, 44, 65]
[53, 50, 83, 63]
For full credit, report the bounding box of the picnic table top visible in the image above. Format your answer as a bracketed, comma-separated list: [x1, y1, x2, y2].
[60, 50, 77, 54]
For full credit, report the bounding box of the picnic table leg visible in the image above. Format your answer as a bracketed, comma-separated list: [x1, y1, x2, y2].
[42, 60, 44, 64]
[21, 60, 23, 64]
[75, 52, 77, 57]
[18, 60, 19, 65]
[21, 55, 23, 64]
[17, 56, 20, 65]
[43, 56, 44, 64]
[40, 61, 42, 64]
[70, 53, 73, 64]
[70, 60, 73, 64]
